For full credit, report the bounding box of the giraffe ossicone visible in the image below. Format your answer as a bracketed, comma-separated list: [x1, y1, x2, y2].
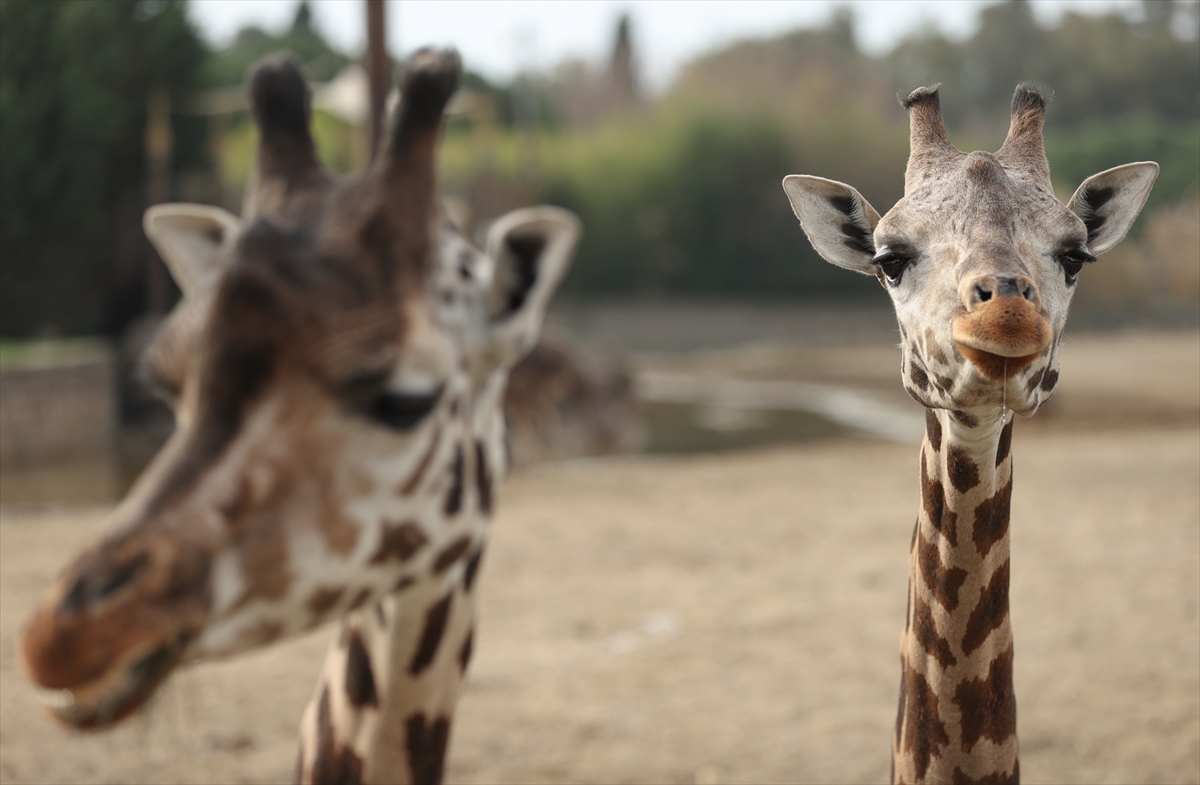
[783, 83, 1156, 784]
[20, 49, 579, 783]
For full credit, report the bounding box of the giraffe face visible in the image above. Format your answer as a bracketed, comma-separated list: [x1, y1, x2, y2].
[784, 85, 1157, 417]
[19, 51, 578, 730]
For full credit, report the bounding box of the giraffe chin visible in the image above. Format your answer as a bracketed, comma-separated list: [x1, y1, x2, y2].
[34, 640, 185, 731]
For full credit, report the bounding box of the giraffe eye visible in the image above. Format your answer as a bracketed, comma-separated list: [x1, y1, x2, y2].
[873, 251, 912, 285]
[1054, 248, 1095, 286]
[365, 389, 442, 430]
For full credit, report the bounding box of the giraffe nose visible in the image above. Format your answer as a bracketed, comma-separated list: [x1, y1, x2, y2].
[59, 551, 151, 614]
[963, 274, 1039, 311]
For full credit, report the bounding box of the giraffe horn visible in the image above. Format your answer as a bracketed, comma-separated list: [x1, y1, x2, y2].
[996, 82, 1053, 184]
[246, 54, 324, 200]
[901, 84, 961, 189]
[368, 48, 460, 282]
[382, 48, 460, 178]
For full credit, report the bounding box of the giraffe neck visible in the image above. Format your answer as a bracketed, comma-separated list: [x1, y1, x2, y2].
[295, 410, 505, 785]
[295, 572, 482, 784]
[893, 407, 1018, 785]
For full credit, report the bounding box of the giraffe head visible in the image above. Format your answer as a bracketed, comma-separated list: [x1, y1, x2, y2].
[784, 84, 1156, 417]
[20, 50, 579, 729]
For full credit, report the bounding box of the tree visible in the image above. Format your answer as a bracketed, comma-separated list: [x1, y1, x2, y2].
[0, 0, 208, 337]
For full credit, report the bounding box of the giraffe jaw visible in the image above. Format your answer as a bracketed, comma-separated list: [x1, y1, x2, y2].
[33, 639, 185, 730]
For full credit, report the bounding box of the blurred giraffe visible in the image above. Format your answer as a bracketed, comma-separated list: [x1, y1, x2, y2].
[21, 49, 580, 784]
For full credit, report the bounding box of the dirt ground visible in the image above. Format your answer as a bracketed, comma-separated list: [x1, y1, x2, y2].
[1, 327, 1197, 784]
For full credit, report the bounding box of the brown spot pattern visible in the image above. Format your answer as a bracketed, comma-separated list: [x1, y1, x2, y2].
[405, 712, 451, 785]
[245, 619, 284, 646]
[370, 520, 428, 564]
[913, 596, 957, 668]
[443, 444, 464, 517]
[1039, 367, 1059, 392]
[474, 440, 493, 515]
[392, 575, 416, 593]
[400, 427, 441, 494]
[317, 513, 359, 558]
[901, 666, 949, 781]
[927, 332, 948, 365]
[458, 627, 474, 673]
[922, 452, 958, 547]
[344, 628, 378, 709]
[311, 687, 365, 785]
[925, 409, 942, 453]
[910, 363, 931, 392]
[962, 561, 1010, 656]
[233, 518, 292, 610]
[951, 767, 1019, 785]
[1025, 367, 1046, 393]
[433, 536, 472, 574]
[919, 532, 968, 612]
[947, 445, 981, 493]
[463, 548, 484, 592]
[972, 476, 1012, 560]
[308, 587, 344, 616]
[954, 646, 1017, 754]
[409, 593, 453, 675]
[995, 417, 1013, 467]
[348, 587, 372, 611]
[952, 410, 979, 428]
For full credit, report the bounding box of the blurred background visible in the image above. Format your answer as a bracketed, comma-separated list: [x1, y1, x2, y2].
[0, 2, 1197, 782]
[1, 0, 1197, 503]
[0, 0, 1197, 500]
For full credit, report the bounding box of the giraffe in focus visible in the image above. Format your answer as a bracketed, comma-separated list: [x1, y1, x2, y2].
[20, 50, 580, 784]
[783, 84, 1157, 783]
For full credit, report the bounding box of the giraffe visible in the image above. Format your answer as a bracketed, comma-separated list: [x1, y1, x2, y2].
[19, 49, 581, 784]
[782, 84, 1157, 783]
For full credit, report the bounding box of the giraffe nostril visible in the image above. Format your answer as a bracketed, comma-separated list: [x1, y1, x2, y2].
[60, 553, 150, 614]
[975, 285, 993, 303]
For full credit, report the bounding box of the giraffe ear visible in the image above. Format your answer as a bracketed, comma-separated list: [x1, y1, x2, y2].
[481, 205, 581, 367]
[782, 175, 881, 274]
[144, 203, 242, 298]
[1066, 162, 1158, 255]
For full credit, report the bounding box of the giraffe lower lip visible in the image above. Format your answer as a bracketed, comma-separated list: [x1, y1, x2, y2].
[955, 342, 1041, 380]
[40, 642, 183, 730]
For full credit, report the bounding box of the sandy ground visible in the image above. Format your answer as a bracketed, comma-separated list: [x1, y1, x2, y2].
[1, 328, 1197, 784]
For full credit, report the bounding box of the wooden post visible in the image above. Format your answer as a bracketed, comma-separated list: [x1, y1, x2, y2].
[365, 0, 390, 161]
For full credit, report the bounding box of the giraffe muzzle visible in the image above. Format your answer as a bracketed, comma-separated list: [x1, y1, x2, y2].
[952, 295, 1051, 380]
[29, 638, 186, 730]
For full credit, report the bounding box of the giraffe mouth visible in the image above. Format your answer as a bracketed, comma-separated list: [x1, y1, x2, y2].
[33, 639, 185, 730]
[952, 296, 1051, 381]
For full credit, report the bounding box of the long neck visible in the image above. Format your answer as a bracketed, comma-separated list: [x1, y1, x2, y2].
[893, 408, 1018, 784]
[295, 574, 481, 784]
[296, 407, 506, 785]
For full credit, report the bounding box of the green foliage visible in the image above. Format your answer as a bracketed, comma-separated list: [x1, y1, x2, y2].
[0, 0, 208, 337]
[525, 108, 883, 298]
[199, 1, 349, 87]
[888, 0, 1199, 136]
[521, 1, 1198, 299]
[1047, 119, 1200, 216]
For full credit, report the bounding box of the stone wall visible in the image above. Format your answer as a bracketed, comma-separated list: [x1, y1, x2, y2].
[0, 358, 117, 468]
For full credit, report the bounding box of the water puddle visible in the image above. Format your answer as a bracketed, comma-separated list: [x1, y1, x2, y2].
[636, 371, 924, 454]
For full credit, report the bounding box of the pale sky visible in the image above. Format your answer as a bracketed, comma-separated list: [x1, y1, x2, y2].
[189, 0, 1144, 93]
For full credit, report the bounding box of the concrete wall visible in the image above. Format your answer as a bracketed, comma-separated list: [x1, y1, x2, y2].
[0, 359, 117, 468]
